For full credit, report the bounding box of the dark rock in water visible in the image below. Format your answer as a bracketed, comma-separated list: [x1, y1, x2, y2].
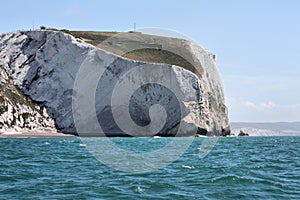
[221, 126, 231, 136]
[238, 130, 249, 136]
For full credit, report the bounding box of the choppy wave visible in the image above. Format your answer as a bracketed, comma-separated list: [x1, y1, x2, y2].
[0, 136, 299, 199]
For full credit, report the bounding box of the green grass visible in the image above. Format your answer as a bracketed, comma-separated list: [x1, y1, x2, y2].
[61, 30, 200, 74]
[61, 30, 118, 46]
[0, 78, 45, 127]
[0, 77, 42, 117]
[124, 48, 195, 73]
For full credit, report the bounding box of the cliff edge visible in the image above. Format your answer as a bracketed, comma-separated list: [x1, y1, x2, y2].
[0, 30, 229, 136]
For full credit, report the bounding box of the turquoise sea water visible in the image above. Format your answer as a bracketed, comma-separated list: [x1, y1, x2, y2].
[0, 137, 299, 199]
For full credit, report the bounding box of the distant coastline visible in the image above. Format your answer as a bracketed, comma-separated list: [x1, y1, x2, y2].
[230, 121, 300, 136]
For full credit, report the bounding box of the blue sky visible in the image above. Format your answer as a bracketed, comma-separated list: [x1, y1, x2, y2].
[1, 0, 300, 122]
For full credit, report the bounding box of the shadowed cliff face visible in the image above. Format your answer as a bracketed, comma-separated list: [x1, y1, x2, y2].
[0, 30, 229, 136]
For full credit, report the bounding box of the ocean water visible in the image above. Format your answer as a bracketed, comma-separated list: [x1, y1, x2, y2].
[0, 136, 299, 199]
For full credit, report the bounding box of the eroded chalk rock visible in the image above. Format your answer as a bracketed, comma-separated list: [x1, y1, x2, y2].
[0, 30, 229, 136]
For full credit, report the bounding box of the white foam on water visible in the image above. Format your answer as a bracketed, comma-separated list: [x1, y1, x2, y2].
[135, 186, 144, 193]
[182, 165, 195, 169]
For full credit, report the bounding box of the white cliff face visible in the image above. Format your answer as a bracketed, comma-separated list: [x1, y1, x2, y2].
[185, 41, 229, 135]
[0, 31, 93, 133]
[0, 30, 229, 136]
[0, 68, 56, 133]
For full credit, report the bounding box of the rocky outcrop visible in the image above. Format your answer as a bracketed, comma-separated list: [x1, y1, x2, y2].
[0, 67, 56, 133]
[238, 130, 249, 136]
[0, 30, 229, 136]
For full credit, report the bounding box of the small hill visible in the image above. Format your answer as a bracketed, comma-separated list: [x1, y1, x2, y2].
[61, 30, 198, 74]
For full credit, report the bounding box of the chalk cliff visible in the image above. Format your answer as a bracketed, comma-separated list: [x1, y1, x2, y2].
[0, 67, 56, 133]
[0, 30, 229, 136]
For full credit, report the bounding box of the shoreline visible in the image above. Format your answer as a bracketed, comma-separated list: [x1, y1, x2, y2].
[0, 132, 77, 138]
[1, 132, 298, 138]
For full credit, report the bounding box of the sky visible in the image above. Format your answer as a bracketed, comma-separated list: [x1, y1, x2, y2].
[0, 0, 299, 122]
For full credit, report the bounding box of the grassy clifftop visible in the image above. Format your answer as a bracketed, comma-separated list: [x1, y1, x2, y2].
[61, 30, 198, 74]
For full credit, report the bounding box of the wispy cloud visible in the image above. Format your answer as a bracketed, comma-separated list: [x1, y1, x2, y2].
[222, 72, 300, 122]
[242, 100, 300, 111]
[226, 97, 300, 122]
[244, 101, 258, 109]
